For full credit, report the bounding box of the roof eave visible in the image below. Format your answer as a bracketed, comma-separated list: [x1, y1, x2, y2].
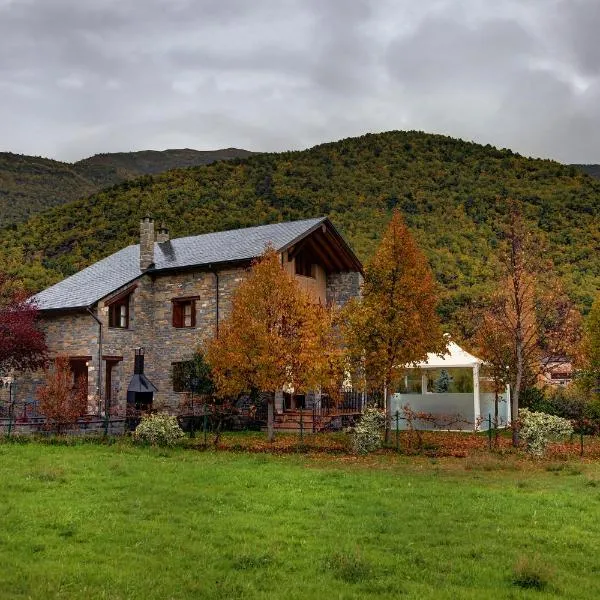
[278, 217, 363, 274]
[37, 305, 93, 314]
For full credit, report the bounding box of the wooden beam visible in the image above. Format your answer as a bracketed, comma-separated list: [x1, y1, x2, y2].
[304, 235, 336, 273]
[312, 230, 346, 271]
[321, 228, 357, 271]
[288, 239, 308, 261]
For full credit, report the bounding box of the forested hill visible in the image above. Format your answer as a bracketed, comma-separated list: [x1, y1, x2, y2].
[1, 131, 598, 322]
[0, 148, 253, 225]
[574, 164, 600, 180]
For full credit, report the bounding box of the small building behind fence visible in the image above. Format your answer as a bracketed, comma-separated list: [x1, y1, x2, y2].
[391, 340, 510, 431]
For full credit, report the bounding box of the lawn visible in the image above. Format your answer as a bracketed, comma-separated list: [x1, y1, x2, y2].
[1, 442, 600, 599]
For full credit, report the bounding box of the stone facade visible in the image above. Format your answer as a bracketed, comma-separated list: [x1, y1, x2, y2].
[16, 255, 361, 416]
[326, 271, 364, 308]
[15, 311, 102, 413]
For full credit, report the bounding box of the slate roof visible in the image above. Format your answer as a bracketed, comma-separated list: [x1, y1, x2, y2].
[33, 217, 331, 311]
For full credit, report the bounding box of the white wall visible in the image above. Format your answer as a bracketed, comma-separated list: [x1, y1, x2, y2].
[391, 392, 509, 431]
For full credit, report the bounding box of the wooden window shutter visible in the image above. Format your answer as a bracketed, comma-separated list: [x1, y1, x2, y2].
[173, 302, 183, 328]
[190, 300, 196, 327]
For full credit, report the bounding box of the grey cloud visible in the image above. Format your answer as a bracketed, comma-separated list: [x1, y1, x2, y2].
[0, 0, 599, 163]
[554, 0, 600, 76]
[386, 17, 536, 92]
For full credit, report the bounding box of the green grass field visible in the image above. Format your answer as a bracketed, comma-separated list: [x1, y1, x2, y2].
[1, 442, 599, 599]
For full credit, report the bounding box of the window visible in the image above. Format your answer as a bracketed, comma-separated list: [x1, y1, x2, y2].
[106, 289, 135, 329]
[172, 298, 196, 328]
[172, 361, 192, 392]
[283, 392, 306, 410]
[295, 252, 315, 278]
[109, 300, 129, 328]
[106, 286, 135, 329]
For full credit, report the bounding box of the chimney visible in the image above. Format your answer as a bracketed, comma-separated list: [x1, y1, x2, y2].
[133, 347, 145, 374]
[156, 222, 170, 243]
[140, 215, 155, 271]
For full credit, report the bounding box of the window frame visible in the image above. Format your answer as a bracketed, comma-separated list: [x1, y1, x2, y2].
[108, 297, 130, 329]
[106, 286, 136, 330]
[172, 360, 192, 392]
[295, 252, 316, 278]
[172, 297, 198, 329]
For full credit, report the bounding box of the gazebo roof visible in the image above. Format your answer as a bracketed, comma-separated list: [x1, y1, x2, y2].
[413, 340, 482, 369]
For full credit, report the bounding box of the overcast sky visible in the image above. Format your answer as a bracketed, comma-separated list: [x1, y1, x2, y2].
[1, 0, 599, 163]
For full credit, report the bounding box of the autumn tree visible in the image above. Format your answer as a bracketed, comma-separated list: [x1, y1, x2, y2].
[206, 246, 341, 442]
[0, 273, 47, 375]
[37, 355, 89, 433]
[474, 204, 581, 446]
[343, 211, 446, 442]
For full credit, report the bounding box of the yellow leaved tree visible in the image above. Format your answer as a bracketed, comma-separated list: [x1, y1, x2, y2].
[206, 246, 341, 441]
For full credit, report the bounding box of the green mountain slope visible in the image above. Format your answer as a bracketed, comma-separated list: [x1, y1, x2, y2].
[0, 148, 253, 225]
[1, 131, 598, 322]
[573, 164, 600, 180]
[0, 153, 98, 224]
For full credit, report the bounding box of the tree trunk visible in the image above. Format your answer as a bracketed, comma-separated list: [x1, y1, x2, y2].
[267, 398, 274, 443]
[511, 378, 522, 448]
[384, 382, 391, 444]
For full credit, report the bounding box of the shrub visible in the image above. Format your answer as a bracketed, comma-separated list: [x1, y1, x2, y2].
[512, 554, 553, 590]
[519, 409, 573, 457]
[352, 406, 385, 454]
[37, 355, 89, 434]
[133, 413, 185, 447]
[521, 385, 600, 434]
[324, 550, 373, 583]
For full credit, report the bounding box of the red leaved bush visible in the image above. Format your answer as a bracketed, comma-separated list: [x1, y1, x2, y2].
[0, 275, 47, 373]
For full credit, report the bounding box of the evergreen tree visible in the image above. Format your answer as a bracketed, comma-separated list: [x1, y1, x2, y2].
[433, 369, 452, 393]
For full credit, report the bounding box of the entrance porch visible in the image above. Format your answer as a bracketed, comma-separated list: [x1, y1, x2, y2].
[272, 390, 368, 432]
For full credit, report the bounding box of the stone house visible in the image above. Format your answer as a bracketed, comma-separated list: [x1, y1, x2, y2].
[15, 217, 363, 424]
[538, 357, 574, 387]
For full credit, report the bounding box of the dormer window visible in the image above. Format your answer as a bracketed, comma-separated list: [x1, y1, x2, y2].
[106, 286, 135, 329]
[172, 297, 197, 328]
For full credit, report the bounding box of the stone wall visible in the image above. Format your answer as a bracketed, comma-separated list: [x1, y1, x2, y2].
[326, 271, 363, 307]
[12, 265, 251, 416]
[15, 311, 100, 412]
[12, 263, 362, 419]
[0, 417, 126, 436]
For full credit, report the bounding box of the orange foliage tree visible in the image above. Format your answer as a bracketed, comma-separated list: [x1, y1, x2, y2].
[37, 355, 89, 433]
[206, 246, 342, 441]
[474, 204, 581, 446]
[342, 211, 446, 442]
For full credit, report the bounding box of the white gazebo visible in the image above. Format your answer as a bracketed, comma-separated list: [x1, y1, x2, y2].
[390, 340, 510, 431]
